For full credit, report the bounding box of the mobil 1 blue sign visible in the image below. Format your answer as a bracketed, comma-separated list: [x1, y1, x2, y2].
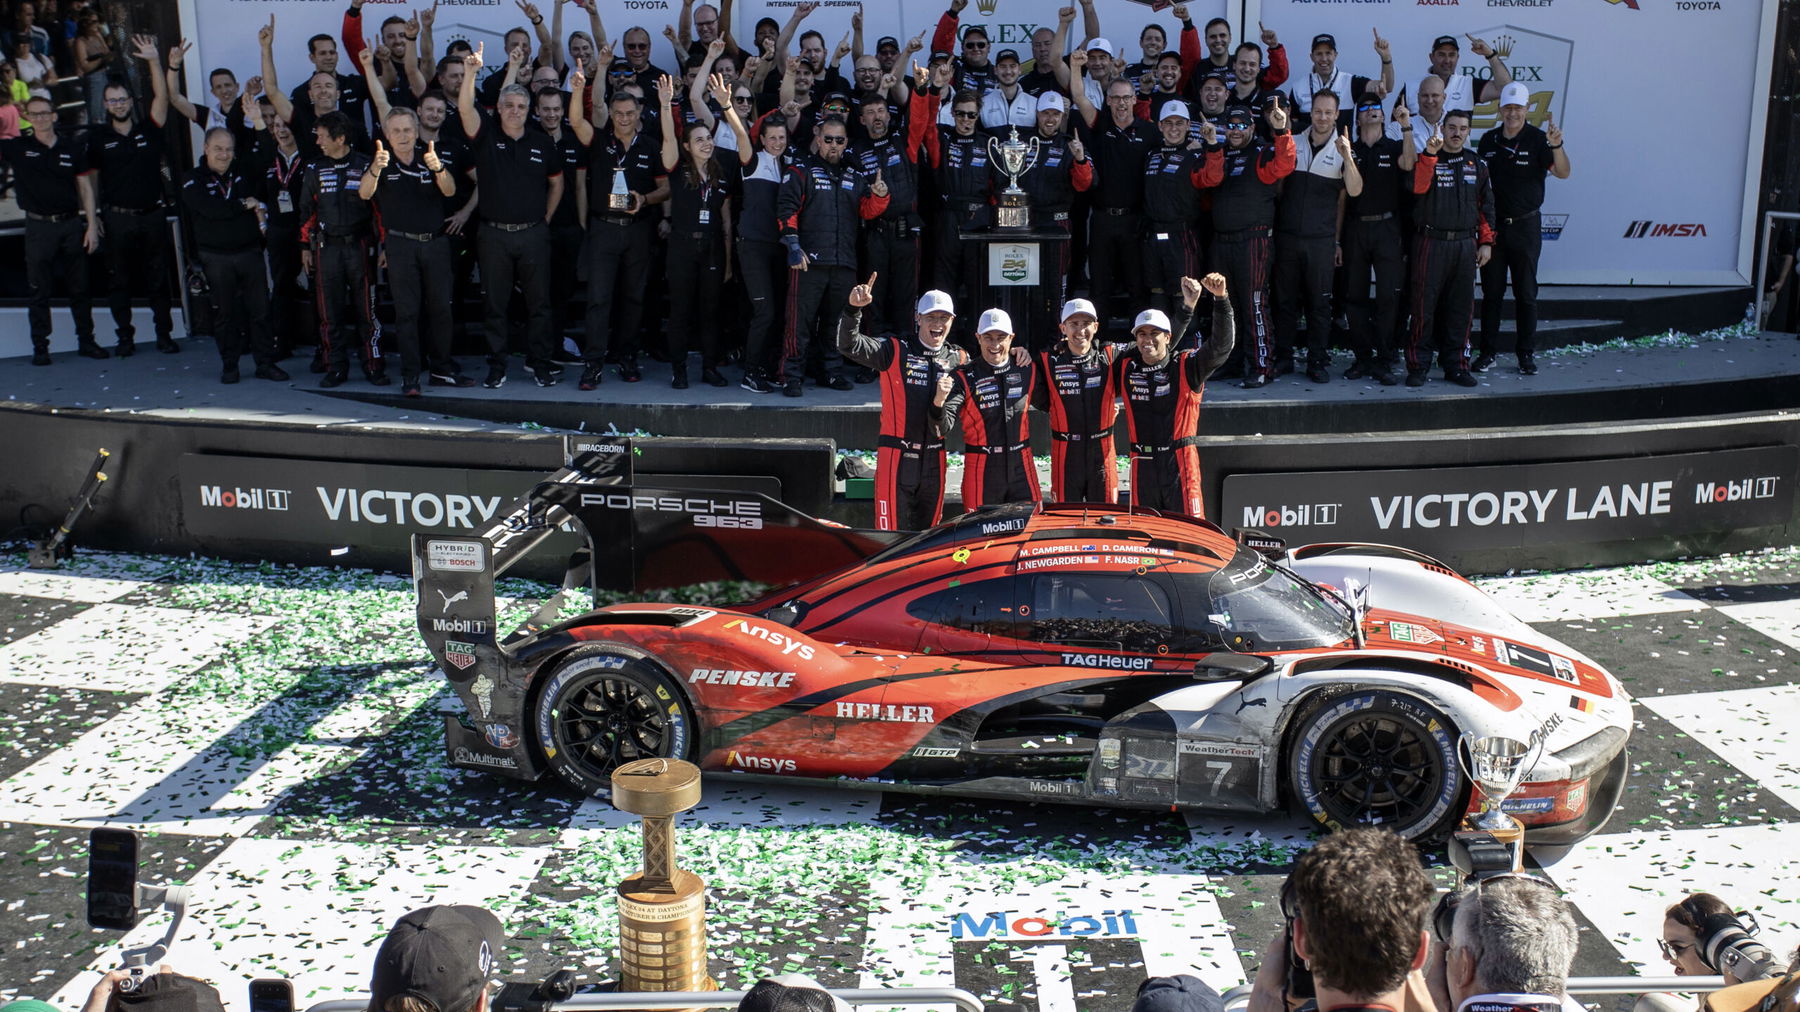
[1220, 445, 1797, 554]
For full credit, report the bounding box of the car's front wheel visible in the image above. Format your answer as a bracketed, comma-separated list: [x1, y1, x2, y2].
[533, 646, 695, 796]
[1286, 689, 1464, 840]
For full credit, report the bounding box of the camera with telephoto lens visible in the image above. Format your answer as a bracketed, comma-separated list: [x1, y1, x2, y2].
[1431, 832, 1519, 943]
[1696, 909, 1789, 982]
[492, 969, 575, 1012]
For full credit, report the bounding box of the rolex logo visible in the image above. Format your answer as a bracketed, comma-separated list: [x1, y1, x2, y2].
[1492, 34, 1516, 58]
[975, 0, 998, 14]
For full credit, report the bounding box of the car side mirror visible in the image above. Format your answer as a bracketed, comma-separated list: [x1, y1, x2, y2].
[1194, 652, 1271, 680]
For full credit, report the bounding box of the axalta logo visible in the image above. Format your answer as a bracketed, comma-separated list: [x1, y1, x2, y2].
[951, 910, 1140, 938]
[689, 669, 797, 688]
[431, 617, 488, 634]
[199, 486, 291, 511]
[722, 619, 816, 659]
[318, 488, 503, 527]
[1623, 220, 1708, 238]
[1241, 503, 1340, 528]
[836, 701, 936, 723]
[578, 493, 763, 529]
[1694, 477, 1780, 504]
[726, 750, 797, 773]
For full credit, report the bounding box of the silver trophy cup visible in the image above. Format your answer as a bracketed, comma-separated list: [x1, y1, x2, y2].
[987, 127, 1041, 230]
[1456, 732, 1544, 833]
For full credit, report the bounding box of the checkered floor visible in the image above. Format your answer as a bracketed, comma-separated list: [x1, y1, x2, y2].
[1, 548, 1797, 1012]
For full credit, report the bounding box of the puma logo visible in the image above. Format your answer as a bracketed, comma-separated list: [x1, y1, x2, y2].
[438, 589, 469, 613]
[1235, 697, 1268, 714]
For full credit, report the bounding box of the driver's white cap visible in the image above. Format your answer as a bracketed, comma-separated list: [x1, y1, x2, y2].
[1159, 100, 1192, 121]
[916, 290, 956, 315]
[977, 308, 1014, 335]
[1133, 308, 1173, 333]
[1060, 298, 1098, 323]
[1499, 81, 1529, 108]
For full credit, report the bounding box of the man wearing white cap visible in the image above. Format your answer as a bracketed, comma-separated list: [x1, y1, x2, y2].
[936, 308, 1041, 510]
[1474, 80, 1569, 377]
[841, 280, 969, 531]
[1141, 99, 1208, 314]
[1113, 273, 1234, 517]
[1037, 297, 1122, 503]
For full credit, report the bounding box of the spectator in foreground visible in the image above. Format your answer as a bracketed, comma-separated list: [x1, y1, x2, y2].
[1439, 876, 1578, 1012]
[1248, 827, 1434, 1012]
[371, 905, 504, 1012]
[1132, 975, 1225, 1012]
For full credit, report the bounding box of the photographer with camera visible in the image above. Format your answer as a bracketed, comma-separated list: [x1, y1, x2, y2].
[1247, 827, 1437, 1012]
[1636, 894, 1791, 1012]
[1431, 875, 1578, 1012]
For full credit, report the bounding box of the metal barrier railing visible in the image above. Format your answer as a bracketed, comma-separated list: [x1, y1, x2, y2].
[306, 987, 985, 1012]
[1220, 977, 1730, 1012]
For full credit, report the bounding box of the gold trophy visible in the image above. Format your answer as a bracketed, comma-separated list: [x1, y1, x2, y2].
[613, 758, 714, 996]
[987, 127, 1041, 231]
[1456, 732, 1543, 870]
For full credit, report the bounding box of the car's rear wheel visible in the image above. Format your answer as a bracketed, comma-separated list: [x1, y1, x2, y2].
[1286, 689, 1464, 840]
[533, 646, 695, 796]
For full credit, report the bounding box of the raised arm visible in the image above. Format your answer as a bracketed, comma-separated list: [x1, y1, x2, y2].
[774, 1, 815, 68]
[357, 39, 393, 123]
[709, 73, 752, 163]
[850, 3, 864, 62]
[689, 38, 724, 127]
[658, 73, 679, 171]
[403, 16, 428, 98]
[458, 43, 484, 138]
[1080, 0, 1100, 47]
[1052, 6, 1075, 89]
[163, 39, 197, 123]
[259, 16, 294, 124]
[676, 0, 694, 52]
[1466, 33, 1511, 102]
[547, 0, 566, 70]
[718, 0, 738, 57]
[567, 69, 594, 142]
[1068, 48, 1097, 126]
[417, 0, 438, 72]
[518, 1, 552, 63]
[130, 34, 168, 126]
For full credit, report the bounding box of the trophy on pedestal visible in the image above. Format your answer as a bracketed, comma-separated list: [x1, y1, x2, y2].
[1456, 732, 1544, 870]
[987, 127, 1041, 231]
[608, 167, 635, 212]
[612, 758, 714, 996]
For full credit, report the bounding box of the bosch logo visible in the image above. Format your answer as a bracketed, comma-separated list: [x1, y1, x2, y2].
[1694, 477, 1780, 504]
[199, 485, 292, 511]
[1241, 504, 1340, 527]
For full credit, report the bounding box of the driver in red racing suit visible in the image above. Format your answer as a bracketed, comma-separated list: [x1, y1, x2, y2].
[1035, 297, 1121, 504]
[1112, 273, 1236, 517]
[936, 308, 1041, 511]
[839, 278, 969, 531]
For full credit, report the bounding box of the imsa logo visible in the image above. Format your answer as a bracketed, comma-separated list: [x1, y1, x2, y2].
[1622, 220, 1708, 238]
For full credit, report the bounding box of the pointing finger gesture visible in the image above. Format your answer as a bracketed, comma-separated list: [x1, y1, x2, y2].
[1372, 27, 1389, 60]
[1545, 113, 1563, 147]
[849, 271, 877, 307]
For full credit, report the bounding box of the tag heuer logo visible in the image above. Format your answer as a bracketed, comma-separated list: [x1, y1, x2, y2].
[444, 641, 478, 670]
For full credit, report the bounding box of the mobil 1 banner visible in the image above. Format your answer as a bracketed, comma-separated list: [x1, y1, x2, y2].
[1219, 445, 1797, 554]
[178, 453, 581, 554]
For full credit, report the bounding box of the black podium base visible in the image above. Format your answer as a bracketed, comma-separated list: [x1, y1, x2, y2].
[959, 226, 1073, 351]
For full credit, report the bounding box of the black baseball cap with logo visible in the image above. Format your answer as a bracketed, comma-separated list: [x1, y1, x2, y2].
[1311, 33, 1335, 51]
[1432, 34, 1459, 50]
[371, 905, 503, 1012]
[876, 35, 899, 52]
[995, 48, 1020, 64]
[1224, 106, 1254, 128]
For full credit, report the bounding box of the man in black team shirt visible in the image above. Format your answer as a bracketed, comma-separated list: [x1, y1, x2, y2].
[2, 96, 102, 365]
[1342, 91, 1413, 385]
[459, 43, 564, 389]
[839, 285, 968, 531]
[1474, 80, 1569, 378]
[1273, 89, 1360, 384]
[262, 17, 372, 159]
[1071, 75, 1156, 326]
[569, 81, 666, 387]
[1198, 101, 1293, 388]
[1405, 109, 1493, 389]
[299, 110, 383, 388]
[91, 35, 179, 356]
[180, 118, 284, 382]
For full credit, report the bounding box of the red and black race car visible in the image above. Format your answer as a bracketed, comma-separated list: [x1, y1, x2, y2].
[413, 459, 1631, 842]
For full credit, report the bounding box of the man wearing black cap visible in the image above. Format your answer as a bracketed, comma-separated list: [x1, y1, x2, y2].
[1409, 34, 1511, 118]
[371, 905, 503, 1012]
[1288, 31, 1391, 129]
[930, 0, 997, 100]
[979, 48, 1036, 129]
[109, 968, 228, 1012]
[1405, 109, 1493, 388]
[1198, 99, 1294, 387]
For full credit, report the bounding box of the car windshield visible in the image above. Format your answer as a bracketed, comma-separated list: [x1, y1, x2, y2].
[1204, 548, 1355, 652]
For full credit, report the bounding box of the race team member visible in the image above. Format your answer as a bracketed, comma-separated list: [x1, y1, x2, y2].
[930, 0, 997, 100]
[1222, 42, 1283, 135]
[1180, 17, 1287, 94]
[1001, 90, 1093, 348]
[850, 79, 934, 341]
[1198, 101, 1294, 387]
[923, 79, 992, 335]
[1343, 92, 1413, 385]
[1475, 81, 1569, 378]
[570, 82, 669, 388]
[1408, 34, 1511, 119]
[734, 112, 795, 394]
[358, 107, 468, 397]
[299, 109, 383, 388]
[286, 27, 372, 132]
[0, 95, 101, 366]
[180, 120, 281, 382]
[840, 282, 969, 531]
[253, 95, 312, 365]
[91, 36, 178, 357]
[1140, 99, 1207, 314]
[978, 48, 1036, 130]
[1287, 31, 1391, 125]
[1273, 90, 1360, 385]
[1037, 297, 1121, 504]
[1070, 73, 1156, 326]
[1405, 110, 1494, 388]
[936, 308, 1041, 511]
[778, 113, 890, 397]
[459, 43, 565, 390]
[1113, 274, 1234, 517]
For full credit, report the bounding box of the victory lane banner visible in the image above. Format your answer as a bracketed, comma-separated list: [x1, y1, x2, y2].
[1219, 445, 1798, 555]
[177, 452, 583, 555]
